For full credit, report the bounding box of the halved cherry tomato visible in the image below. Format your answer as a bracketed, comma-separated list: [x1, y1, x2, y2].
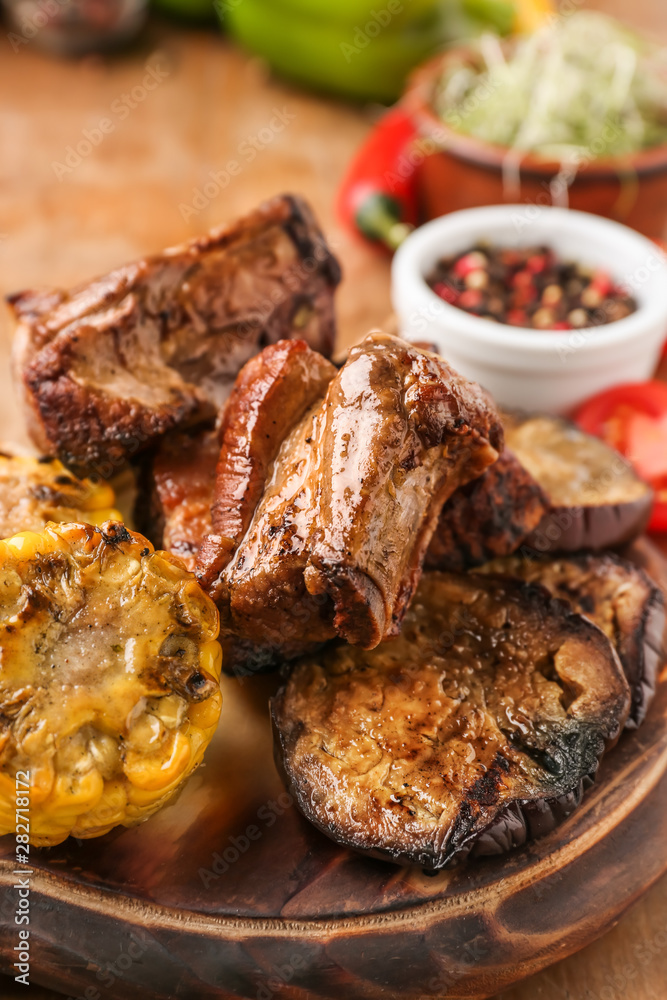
[647, 491, 667, 533]
[575, 381, 667, 533]
[651, 239, 667, 359]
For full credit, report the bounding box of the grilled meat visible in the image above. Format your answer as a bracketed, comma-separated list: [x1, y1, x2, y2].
[197, 334, 503, 669]
[136, 338, 335, 590]
[504, 413, 653, 553]
[479, 552, 665, 729]
[427, 409, 653, 572]
[272, 571, 630, 869]
[199, 337, 337, 584]
[138, 427, 219, 574]
[426, 449, 549, 571]
[9, 194, 340, 476]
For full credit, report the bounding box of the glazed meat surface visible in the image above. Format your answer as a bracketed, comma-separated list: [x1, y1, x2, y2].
[480, 552, 665, 729]
[139, 428, 220, 574]
[197, 334, 503, 667]
[272, 572, 630, 868]
[426, 449, 549, 572]
[10, 194, 340, 475]
[139, 338, 335, 586]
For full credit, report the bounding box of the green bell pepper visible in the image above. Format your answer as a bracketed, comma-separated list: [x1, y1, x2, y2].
[221, 0, 445, 103]
[254, 0, 438, 27]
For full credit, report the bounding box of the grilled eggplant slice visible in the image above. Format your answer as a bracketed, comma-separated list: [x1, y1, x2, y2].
[504, 414, 652, 553]
[9, 194, 340, 475]
[479, 553, 665, 729]
[425, 450, 549, 572]
[272, 572, 630, 869]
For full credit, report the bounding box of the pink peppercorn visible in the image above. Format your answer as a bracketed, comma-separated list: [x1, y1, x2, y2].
[433, 282, 458, 304]
[459, 289, 484, 310]
[453, 251, 487, 278]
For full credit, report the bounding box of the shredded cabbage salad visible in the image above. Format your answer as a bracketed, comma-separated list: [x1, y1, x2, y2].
[434, 12, 667, 159]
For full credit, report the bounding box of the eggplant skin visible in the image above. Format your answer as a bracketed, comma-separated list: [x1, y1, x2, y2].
[272, 572, 630, 869]
[504, 414, 653, 554]
[462, 778, 594, 861]
[527, 498, 653, 555]
[479, 553, 665, 730]
[425, 450, 549, 572]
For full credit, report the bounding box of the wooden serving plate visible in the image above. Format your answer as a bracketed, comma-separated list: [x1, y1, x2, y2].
[1, 539, 666, 1000]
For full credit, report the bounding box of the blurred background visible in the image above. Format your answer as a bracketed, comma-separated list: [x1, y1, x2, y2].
[1, 2, 667, 999]
[0, 0, 664, 400]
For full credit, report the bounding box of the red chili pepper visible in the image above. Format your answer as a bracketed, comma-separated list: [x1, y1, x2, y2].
[337, 105, 419, 253]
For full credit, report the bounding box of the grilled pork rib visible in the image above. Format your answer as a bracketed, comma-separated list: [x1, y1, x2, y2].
[9, 194, 340, 475]
[425, 449, 549, 572]
[137, 427, 220, 574]
[196, 334, 503, 666]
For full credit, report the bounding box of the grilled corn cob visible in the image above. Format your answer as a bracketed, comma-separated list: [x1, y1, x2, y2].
[0, 521, 222, 845]
[0, 452, 121, 538]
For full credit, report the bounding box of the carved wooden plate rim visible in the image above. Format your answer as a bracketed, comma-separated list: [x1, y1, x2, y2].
[2, 721, 666, 939]
[2, 541, 667, 940]
[2, 540, 667, 1000]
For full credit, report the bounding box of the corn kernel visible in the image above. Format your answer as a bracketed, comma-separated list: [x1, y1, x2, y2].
[0, 521, 222, 844]
[123, 731, 192, 791]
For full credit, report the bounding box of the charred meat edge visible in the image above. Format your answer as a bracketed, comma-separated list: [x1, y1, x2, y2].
[299, 335, 503, 648]
[198, 334, 502, 662]
[9, 194, 340, 474]
[197, 338, 337, 595]
[426, 449, 549, 572]
[135, 425, 220, 573]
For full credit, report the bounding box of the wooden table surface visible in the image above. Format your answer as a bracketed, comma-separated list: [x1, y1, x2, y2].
[1, 2, 666, 997]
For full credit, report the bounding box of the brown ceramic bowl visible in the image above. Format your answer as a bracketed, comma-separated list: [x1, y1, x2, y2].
[403, 49, 667, 240]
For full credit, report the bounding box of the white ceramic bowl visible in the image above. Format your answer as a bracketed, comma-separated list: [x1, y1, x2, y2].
[391, 205, 667, 413]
